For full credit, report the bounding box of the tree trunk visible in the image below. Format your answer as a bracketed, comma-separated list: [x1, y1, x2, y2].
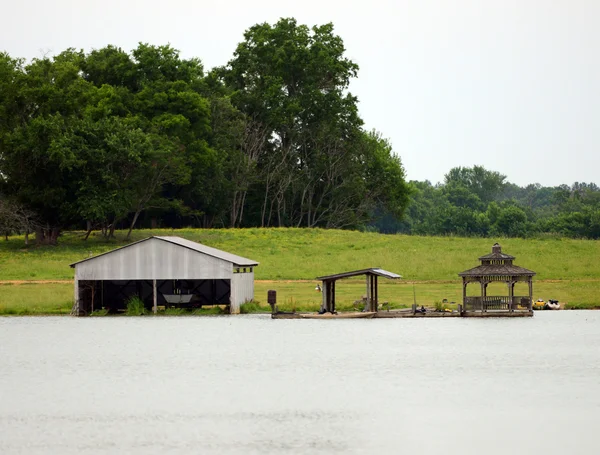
[35, 227, 45, 244]
[126, 210, 141, 240]
[50, 228, 60, 245]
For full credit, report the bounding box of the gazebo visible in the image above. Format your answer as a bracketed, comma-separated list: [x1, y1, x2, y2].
[458, 243, 535, 313]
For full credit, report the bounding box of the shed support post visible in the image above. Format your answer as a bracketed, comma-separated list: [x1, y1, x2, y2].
[321, 282, 328, 312]
[508, 280, 514, 312]
[153, 279, 157, 314]
[528, 279, 533, 311]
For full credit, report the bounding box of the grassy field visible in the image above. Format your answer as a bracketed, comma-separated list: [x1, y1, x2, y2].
[1, 228, 599, 314]
[1, 228, 600, 281]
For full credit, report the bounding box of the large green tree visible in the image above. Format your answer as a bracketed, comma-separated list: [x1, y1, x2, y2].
[221, 18, 409, 228]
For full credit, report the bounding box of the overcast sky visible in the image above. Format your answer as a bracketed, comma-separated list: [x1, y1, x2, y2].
[2, 0, 598, 186]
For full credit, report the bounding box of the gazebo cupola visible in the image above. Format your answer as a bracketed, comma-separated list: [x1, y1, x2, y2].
[458, 243, 535, 313]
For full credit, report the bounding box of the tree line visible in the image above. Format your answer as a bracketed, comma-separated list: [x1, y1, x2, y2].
[375, 165, 600, 239]
[0, 18, 410, 243]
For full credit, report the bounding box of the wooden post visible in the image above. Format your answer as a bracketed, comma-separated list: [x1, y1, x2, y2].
[480, 281, 485, 312]
[374, 275, 378, 312]
[508, 280, 514, 312]
[331, 281, 336, 313]
[462, 280, 467, 311]
[322, 281, 328, 312]
[528, 279, 533, 311]
[369, 275, 375, 311]
[365, 275, 371, 311]
[152, 279, 158, 314]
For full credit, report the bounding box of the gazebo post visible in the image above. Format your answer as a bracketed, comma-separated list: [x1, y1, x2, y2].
[481, 279, 485, 313]
[508, 279, 514, 312]
[528, 279, 533, 311]
[462, 279, 467, 310]
[480, 281, 485, 312]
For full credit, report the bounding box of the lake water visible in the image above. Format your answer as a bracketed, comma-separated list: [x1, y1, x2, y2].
[1, 312, 599, 455]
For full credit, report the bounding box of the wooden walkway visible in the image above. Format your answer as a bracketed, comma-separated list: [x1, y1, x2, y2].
[272, 309, 534, 319]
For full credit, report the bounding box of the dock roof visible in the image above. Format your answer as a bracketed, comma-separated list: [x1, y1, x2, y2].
[316, 268, 402, 281]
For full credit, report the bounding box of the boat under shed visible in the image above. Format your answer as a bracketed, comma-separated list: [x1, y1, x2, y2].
[70, 236, 258, 316]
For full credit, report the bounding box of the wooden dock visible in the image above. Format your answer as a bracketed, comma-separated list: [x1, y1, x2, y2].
[271, 308, 534, 319]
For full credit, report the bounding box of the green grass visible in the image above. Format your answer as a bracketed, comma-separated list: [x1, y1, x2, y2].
[0, 228, 599, 315]
[0, 283, 72, 315]
[1, 228, 600, 281]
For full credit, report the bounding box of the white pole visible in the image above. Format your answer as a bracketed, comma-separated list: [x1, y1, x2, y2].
[153, 279, 157, 314]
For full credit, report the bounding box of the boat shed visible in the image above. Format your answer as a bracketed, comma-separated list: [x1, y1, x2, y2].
[70, 236, 258, 316]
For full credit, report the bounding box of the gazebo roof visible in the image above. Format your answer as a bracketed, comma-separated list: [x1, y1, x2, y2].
[458, 243, 535, 277]
[478, 251, 515, 260]
[458, 264, 535, 277]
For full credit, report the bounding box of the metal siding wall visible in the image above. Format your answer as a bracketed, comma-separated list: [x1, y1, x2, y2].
[231, 272, 255, 313]
[74, 238, 232, 280]
[71, 278, 79, 316]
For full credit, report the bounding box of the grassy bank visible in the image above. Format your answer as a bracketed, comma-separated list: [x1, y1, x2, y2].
[1, 228, 598, 315]
[1, 279, 598, 315]
[1, 228, 600, 281]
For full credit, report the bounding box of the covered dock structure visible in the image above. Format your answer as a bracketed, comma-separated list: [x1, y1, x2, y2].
[316, 268, 402, 313]
[70, 236, 258, 315]
[458, 243, 535, 315]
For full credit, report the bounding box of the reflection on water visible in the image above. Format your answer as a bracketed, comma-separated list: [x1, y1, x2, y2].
[1, 313, 599, 454]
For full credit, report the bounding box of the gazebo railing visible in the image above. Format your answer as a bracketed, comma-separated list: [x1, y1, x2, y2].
[464, 296, 532, 312]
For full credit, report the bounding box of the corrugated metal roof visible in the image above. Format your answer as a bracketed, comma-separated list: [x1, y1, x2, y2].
[316, 268, 402, 281]
[155, 236, 258, 267]
[70, 236, 258, 268]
